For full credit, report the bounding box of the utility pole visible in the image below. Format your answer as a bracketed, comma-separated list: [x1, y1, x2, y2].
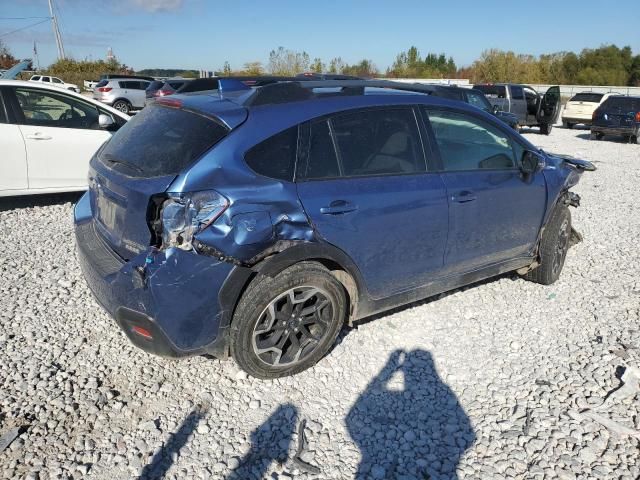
[48, 0, 65, 60]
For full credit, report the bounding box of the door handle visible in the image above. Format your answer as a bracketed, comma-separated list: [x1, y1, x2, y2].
[320, 200, 358, 215]
[25, 133, 52, 140]
[452, 191, 477, 203]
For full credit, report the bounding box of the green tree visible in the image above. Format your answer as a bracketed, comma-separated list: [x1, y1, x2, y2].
[222, 61, 232, 76]
[268, 47, 310, 76]
[327, 57, 345, 74]
[310, 57, 325, 73]
[242, 61, 264, 75]
[0, 40, 18, 70]
[343, 59, 378, 78]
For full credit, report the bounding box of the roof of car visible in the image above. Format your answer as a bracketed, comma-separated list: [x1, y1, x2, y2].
[164, 80, 505, 132]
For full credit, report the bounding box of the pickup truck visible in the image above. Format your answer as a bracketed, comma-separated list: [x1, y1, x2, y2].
[473, 83, 561, 135]
[29, 75, 80, 93]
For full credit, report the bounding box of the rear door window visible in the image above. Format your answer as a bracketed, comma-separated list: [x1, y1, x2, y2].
[244, 127, 298, 181]
[473, 85, 506, 98]
[304, 120, 340, 179]
[330, 108, 425, 177]
[466, 90, 492, 112]
[98, 105, 228, 177]
[425, 109, 516, 171]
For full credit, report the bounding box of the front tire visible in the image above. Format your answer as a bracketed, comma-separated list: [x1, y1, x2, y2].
[112, 100, 131, 114]
[524, 206, 571, 285]
[230, 262, 347, 379]
[540, 123, 552, 135]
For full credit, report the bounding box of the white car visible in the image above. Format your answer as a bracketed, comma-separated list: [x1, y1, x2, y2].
[562, 92, 617, 128]
[0, 80, 129, 197]
[29, 75, 81, 93]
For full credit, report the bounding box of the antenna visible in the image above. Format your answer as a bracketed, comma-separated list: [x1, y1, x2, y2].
[48, 0, 65, 60]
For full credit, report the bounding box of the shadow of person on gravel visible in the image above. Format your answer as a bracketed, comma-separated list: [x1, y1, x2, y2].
[347, 350, 475, 480]
[227, 403, 298, 480]
[139, 405, 208, 479]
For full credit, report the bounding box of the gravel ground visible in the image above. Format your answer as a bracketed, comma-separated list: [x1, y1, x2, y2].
[1, 127, 639, 480]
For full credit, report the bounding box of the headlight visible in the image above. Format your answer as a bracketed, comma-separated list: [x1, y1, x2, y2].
[161, 190, 228, 250]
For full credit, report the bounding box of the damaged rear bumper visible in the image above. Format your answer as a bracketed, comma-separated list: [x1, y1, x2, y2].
[74, 192, 243, 358]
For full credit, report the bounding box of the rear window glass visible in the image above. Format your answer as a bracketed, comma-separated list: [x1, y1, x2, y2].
[95, 80, 108, 88]
[244, 127, 298, 181]
[570, 93, 603, 103]
[168, 81, 185, 89]
[473, 85, 506, 98]
[99, 105, 228, 177]
[147, 81, 164, 90]
[601, 97, 640, 111]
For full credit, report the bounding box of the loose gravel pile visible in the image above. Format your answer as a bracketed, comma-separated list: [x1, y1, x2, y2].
[1, 128, 639, 480]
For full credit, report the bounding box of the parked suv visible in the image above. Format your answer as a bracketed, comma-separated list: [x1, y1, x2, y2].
[29, 75, 80, 93]
[75, 80, 594, 378]
[145, 79, 191, 105]
[93, 78, 151, 114]
[562, 92, 617, 128]
[591, 95, 640, 144]
[473, 83, 561, 134]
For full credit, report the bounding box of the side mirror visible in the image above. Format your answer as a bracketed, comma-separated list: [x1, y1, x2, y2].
[98, 113, 115, 129]
[521, 151, 544, 174]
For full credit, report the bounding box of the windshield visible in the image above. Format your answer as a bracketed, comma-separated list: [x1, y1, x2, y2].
[98, 105, 229, 177]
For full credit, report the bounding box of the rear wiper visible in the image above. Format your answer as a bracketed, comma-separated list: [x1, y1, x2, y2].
[102, 156, 144, 174]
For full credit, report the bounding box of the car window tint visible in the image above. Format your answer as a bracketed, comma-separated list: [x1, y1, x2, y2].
[99, 104, 228, 177]
[0, 95, 7, 123]
[305, 120, 340, 179]
[244, 127, 298, 181]
[42, 77, 50, 83]
[466, 91, 491, 111]
[32, 76, 40, 81]
[14, 87, 100, 130]
[570, 93, 603, 103]
[510, 86, 524, 100]
[330, 108, 425, 177]
[52, 78, 63, 84]
[602, 97, 640, 110]
[426, 109, 515, 171]
[95, 80, 108, 88]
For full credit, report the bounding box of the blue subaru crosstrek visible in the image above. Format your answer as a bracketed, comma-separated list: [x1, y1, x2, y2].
[75, 80, 595, 378]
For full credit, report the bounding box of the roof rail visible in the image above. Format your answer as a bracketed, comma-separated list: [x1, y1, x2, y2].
[245, 80, 440, 107]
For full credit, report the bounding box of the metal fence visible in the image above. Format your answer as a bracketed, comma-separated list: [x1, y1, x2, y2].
[386, 79, 640, 97]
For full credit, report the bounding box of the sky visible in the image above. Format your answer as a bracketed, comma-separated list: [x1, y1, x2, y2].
[2, 0, 639, 72]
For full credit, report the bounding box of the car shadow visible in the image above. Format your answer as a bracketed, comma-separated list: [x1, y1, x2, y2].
[576, 133, 631, 143]
[0, 192, 84, 212]
[346, 349, 475, 479]
[227, 403, 298, 480]
[139, 405, 208, 479]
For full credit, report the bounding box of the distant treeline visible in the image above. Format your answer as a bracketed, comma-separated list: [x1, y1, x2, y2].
[2, 39, 639, 87]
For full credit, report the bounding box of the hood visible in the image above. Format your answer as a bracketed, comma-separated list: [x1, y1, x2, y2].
[546, 152, 596, 172]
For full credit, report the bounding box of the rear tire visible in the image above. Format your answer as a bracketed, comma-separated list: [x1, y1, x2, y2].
[540, 123, 552, 135]
[230, 262, 347, 379]
[563, 121, 573, 129]
[629, 135, 638, 144]
[524, 206, 571, 285]
[112, 100, 131, 114]
[590, 132, 604, 140]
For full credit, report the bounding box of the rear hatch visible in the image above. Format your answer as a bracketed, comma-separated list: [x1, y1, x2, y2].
[565, 92, 603, 117]
[89, 103, 233, 260]
[594, 97, 640, 128]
